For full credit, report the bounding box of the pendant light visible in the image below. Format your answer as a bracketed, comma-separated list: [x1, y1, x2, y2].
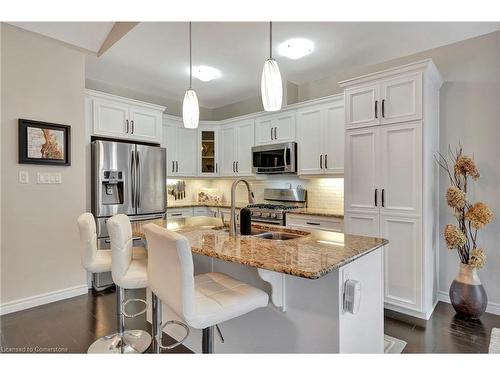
[261, 21, 283, 112]
[183, 22, 199, 129]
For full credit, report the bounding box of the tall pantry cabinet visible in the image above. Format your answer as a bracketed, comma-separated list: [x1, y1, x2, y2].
[341, 60, 443, 319]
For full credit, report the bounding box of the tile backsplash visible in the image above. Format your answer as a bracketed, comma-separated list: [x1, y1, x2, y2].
[167, 176, 344, 214]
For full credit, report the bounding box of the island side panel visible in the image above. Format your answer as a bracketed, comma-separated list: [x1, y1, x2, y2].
[338, 246, 384, 353]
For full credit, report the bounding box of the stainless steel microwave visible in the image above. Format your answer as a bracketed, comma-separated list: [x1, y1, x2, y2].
[252, 142, 297, 174]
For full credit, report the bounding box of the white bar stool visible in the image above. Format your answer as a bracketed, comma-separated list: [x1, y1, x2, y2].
[86, 214, 151, 354]
[144, 223, 269, 353]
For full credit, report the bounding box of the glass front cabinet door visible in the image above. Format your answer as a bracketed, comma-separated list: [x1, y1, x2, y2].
[198, 126, 219, 176]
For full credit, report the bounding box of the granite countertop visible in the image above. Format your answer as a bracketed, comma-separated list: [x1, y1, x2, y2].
[132, 217, 387, 279]
[287, 208, 344, 219]
[167, 201, 247, 209]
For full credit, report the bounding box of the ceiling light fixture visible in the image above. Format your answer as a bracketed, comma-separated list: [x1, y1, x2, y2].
[192, 65, 221, 82]
[278, 38, 314, 60]
[182, 22, 199, 129]
[261, 21, 282, 112]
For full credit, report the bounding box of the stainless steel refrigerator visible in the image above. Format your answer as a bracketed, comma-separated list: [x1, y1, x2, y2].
[91, 139, 166, 289]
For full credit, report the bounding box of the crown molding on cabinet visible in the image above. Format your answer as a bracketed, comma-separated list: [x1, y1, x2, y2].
[339, 59, 443, 89]
[85, 89, 167, 113]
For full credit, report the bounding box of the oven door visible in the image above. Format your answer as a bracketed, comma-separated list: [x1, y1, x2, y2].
[252, 142, 296, 174]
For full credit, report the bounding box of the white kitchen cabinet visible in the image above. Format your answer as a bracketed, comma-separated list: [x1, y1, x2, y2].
[166, 207, 193, 218]
[254, 111, 295, 145]
[342, 59, 442, 320]
[220, 119, 254, 176]
[342, 71, 422, 129]
[87, 90, 164, 143]
[198, 126, 219, 176]
[162, 116, 197, 177]
[297, 96, 344, 176]
[286, 214, 343, 232]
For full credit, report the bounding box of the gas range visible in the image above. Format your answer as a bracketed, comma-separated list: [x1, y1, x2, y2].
[246, 187, 307, 226]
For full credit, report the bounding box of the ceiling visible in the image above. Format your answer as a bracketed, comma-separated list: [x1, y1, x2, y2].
[8, 22, 114, 53]
[51, 22, 500, 108]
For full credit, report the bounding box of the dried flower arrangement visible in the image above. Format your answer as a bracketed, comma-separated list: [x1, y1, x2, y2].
[436, 145, 493, 269]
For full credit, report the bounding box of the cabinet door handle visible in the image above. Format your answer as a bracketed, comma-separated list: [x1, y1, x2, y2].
[382, 99, 385, 118]
[306, 222, 321, 226]
[236, 161, 239, 173]
[215, 163, 218, 173]
[274, 127, 277, 140]
[374, 188, 378, 207]
[270, 127, 274, 140]
[172, 161, 175, 173]
[126, 119, 129, 133]
[320, 154, 323, 169]
[324, 154, 328, 170]
[375, 100, 378, 119]
[176, 161, 179, 173]
[232, 161, 235, 173]
[382, 189, 385, 207]
[131, 120, 134, 134]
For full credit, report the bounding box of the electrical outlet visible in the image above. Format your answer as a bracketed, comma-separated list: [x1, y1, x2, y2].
[19, 170, 29, 184]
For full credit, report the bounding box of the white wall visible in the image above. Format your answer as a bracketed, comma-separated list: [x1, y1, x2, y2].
[208, 31, 500, 313]
[1, 24, 88, 311]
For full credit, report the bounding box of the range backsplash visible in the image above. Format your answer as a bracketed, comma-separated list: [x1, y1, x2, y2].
[167, 176, 344, 214]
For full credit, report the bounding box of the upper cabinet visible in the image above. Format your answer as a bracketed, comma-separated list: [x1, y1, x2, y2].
[254, 110, 295, 145]
[87, 90, 165, 143]
[296, 96, 344, 176]
[220, 119, 254, 177]
[198, 125, 219, 176]
[162, 116, 198, 177]
[343, 72, 422, 129]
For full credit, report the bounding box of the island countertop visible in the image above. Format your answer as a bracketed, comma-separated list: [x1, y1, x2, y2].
[132, 217, 387, 279]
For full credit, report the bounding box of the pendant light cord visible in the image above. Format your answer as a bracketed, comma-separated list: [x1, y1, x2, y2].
[269, 21, 273, 60]
[189, 22, 192, 89]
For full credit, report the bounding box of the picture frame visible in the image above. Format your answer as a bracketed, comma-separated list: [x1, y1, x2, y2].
[18, 119, 71, 166]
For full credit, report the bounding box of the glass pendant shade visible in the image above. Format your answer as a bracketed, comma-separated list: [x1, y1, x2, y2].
[261, 58, 283, 111]
[182, 89, 199, 129]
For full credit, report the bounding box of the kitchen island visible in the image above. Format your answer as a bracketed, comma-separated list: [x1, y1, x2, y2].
[133, 217, 387, 353]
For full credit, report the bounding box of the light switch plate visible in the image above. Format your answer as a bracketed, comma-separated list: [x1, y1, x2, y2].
[37, 172, 62, 184]
[19, 170, 29, 184]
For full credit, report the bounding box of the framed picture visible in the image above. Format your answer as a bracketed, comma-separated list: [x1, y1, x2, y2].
[18, 119, 71, 166]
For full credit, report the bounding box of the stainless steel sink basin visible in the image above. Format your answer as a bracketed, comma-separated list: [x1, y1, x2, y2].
[253, 232, 303, 241]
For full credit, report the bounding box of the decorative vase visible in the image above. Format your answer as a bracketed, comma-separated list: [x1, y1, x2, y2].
[449, 263, 488, 319]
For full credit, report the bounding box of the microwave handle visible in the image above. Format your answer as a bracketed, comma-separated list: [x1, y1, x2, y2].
[283, 146, 288, 170]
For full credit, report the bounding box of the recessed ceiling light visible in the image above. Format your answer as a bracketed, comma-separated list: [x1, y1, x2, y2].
[277, 38, 314, 60]
[190, 65, 221, 82]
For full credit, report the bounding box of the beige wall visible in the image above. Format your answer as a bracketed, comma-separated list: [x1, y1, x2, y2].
[1, 24, 87, 304]
[210, 31, 500, 310]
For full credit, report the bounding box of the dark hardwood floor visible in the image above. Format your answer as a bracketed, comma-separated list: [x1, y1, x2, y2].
[1, 288, 499, 353]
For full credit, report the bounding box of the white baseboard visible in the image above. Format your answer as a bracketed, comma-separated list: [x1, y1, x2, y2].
[0, 284, 89, 315]
[385, 300, 437, 320]
[437, 290, 500, 316]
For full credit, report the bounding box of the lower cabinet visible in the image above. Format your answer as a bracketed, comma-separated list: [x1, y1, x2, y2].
[345, 210, 425, 317]
[166, 208, 193, 218]
[286, 214, 343, 232]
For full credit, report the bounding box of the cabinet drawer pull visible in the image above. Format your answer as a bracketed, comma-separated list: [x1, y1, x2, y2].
[306, 222, 321, 226]
[171, 213, 182, 217]
[382, 99, 385, 118]
[375, 100, 378, 119]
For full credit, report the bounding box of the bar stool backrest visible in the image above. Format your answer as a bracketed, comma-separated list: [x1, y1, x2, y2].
[77, 212, 98, 270]
[144, 224, 195, 323]
[107, 214, 134, 286]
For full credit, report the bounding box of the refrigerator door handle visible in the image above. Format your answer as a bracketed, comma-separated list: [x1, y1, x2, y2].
[136, 151, 141, 208]
[131, 150, 136, 209]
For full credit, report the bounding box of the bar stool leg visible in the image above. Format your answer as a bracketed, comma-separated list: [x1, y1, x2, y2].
[152, 292, 162, 353]
[202, 326, 214, 354]
[87, 287, 151, 354]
